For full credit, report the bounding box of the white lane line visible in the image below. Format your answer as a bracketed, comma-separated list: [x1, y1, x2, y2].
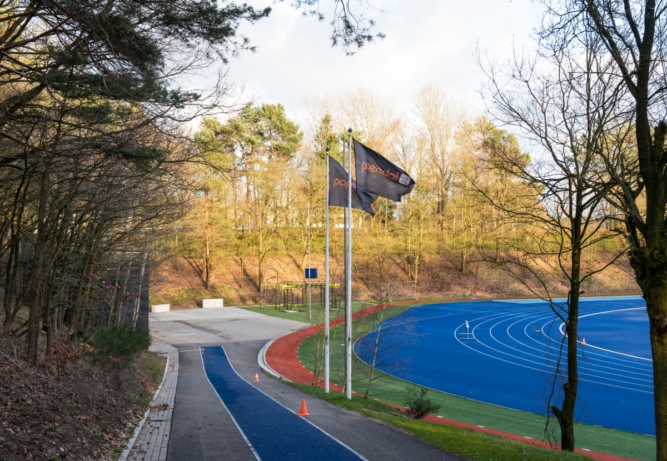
[497, 313, 654, 381]
[560, 308, 651, 362]
[515, 307, 649, 368]
[519, 309, 654, 385]
[199, 347, 261, 461]
[454, 312, 654, 393]
[218, 344, 369, 461]
[479, 311, 653, 387]
[508, 297, 653, 366]
[483, 305, 652, 374]
[360, 300, 654, 410]
[528, 308, 653, 370]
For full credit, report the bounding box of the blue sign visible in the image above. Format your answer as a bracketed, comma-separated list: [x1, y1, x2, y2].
[305, 268, 318, 279]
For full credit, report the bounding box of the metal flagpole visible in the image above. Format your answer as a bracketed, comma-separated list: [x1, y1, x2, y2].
[307, 202, 312, 321]
[346, 128, 353, 400]
[342, 137, 349, 396]
[324, 147, 330, 393]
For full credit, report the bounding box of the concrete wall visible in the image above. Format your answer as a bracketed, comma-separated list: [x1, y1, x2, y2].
[202, 299, 224, 308]
[151, 304, 170, 313]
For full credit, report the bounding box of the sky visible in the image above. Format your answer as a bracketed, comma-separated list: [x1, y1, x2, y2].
[211, 0, 546, 128]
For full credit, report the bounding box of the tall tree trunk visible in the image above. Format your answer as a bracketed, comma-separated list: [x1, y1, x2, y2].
[203, 174, 212, 290]
[68, 227, 97, 335]
[646, 286, 667, 461]
[132, 234, 150, 328]
[116, 260, 132, 325]
[43, 265, 58, 352]
[27, 155, 53, 363]
[551, 248, 581, 452]
[631, 119, 667, 461]
[3, 236, 17, 334]
[631, 246, 667, 461]
[3, 164, 29, 334]
[109, 256, 124, 326]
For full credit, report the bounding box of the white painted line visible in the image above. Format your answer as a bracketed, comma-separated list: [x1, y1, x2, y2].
[449, 307, 653, 392]
[217, 344, 369, 461]
[562, 308, 651, 362]
[199, 348, 261, 461]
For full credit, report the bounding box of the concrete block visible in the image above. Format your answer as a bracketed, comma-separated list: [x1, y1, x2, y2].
[151, 304, 170, 313]
[202, 299, 224, 308]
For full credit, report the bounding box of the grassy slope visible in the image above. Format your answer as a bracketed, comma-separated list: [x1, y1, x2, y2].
[294, 303, 655, 461]
[151, 253, 639, 309]
[292, 383, 593, 461]
[239, 301, 376, 324]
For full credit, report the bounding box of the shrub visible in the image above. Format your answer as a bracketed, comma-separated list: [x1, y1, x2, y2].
[88, 324, 150, 369]
[404, 386, 441, 419]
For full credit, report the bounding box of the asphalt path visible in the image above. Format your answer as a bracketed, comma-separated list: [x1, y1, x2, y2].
[151, 308, 460, 461]
[202, 345, 363, 461]
[167, 346, 256, 461]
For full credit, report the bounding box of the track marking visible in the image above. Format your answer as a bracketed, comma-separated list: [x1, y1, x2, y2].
[356, 299, 655, 427]
[470, 309, 654, 389]
[204, 345, 368, 461]
[199, 347, 261, 461]
[559, 308, 651, 362]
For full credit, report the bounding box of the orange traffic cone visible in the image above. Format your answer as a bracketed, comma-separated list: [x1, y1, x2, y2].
[254, 373, 260, 382]
[298, 399, 310, 416]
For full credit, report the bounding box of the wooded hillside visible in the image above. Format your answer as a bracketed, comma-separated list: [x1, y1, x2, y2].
[157, 88, 634, 308]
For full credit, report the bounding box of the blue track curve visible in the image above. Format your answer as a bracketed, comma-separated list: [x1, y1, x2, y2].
[354, 296, 654, 435]
[201, 346, 364, 461]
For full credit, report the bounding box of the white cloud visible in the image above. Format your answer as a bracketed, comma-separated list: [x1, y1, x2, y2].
[210, 0, 545, 126]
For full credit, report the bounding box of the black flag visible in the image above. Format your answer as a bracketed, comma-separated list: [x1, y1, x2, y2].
[329, 156, 376, 216]
[354, 140, 415, 206]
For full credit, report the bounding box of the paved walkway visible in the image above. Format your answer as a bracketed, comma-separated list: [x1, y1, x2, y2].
[202, 345, 364, 460]
[122, 338, 179, 461]
[137, 307, 460, 461]
[124, 305, 641, 461]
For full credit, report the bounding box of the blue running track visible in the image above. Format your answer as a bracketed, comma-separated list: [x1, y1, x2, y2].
[200, 346, 364, 461]
[355, 296, 654, 435]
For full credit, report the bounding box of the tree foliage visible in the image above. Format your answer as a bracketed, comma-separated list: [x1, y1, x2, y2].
[0, 0, 272, 363]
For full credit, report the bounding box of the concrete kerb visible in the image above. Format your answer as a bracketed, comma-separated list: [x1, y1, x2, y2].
[258, 334, 291, 382]
[263, 299, 640, 461]
[119, 337, 179, 461]
[118, 355, 169, 461]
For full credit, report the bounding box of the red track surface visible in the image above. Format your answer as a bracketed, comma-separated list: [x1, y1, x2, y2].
[265, 301, 639, 461]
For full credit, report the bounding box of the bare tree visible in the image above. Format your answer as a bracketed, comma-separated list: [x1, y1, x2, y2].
[413, 86, 468, 234]
[354, 306, 417, 398]
[477, 38, 627, 450]
[524, 1, 667, 457]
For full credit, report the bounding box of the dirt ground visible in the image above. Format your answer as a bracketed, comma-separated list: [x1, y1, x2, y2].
[0, 335, 164, 461]
[151, 252, 640, 308]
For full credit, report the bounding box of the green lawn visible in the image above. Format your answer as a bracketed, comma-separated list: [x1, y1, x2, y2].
[294, 302, 655, 461]
[292, 383, 593, 461]
[238, 301, 377, 324]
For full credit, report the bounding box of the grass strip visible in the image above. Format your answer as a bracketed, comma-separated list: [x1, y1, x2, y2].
[291, 382, 592, 461]
[238, 301, 377, 324]
[296, 303, 655, 461]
